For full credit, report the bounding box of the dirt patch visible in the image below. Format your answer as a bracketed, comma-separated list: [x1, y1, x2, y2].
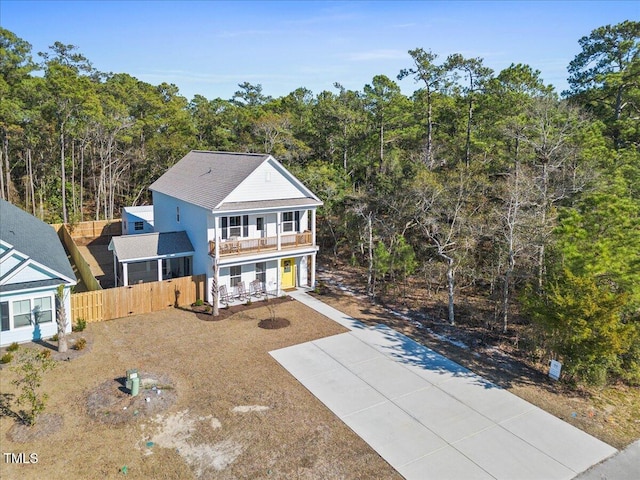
[6, 414, 63, 443]
[258, 318, 290, 329]
[86, 372, 177, 425]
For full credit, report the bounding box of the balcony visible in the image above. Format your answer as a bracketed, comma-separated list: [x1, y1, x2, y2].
[209, 231, 313, 257]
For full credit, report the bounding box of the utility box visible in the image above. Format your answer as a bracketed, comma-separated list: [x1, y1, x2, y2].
[125, 369, 139, 395]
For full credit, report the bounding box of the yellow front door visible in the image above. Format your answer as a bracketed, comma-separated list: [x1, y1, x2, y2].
[281, 258, 295, 289]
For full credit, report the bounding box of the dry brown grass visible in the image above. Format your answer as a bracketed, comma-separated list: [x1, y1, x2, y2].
[0, 301, 401, 480]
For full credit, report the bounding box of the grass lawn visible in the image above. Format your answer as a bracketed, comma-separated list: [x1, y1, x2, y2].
[0, 301, 402, 479]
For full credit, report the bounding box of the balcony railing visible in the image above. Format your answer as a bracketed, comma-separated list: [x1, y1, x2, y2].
[209, 231, 313, 257]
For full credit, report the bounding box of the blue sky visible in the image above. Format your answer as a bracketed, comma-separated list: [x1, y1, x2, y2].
[1, 1, 637, 100]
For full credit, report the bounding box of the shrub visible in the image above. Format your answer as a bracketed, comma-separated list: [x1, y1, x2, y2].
[11, 348, 56, 426]
[1, 353, 13, 364]
[73, 318, 87, 332]
[7, 342, 19, 352]
[193, 299, 204, 307]
[245, 299, 252, 306]
[51, 334, 59, 342]
[39, 349, 52, 360]
[204, 305, 211, 312]
[74, 338, 87, 351]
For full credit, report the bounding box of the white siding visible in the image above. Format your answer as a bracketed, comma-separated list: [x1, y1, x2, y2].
[0, 285, 72, 347]
[224, 160, 308, 203]
[152, 192, 210, 277]
[5, 263, 52, 284]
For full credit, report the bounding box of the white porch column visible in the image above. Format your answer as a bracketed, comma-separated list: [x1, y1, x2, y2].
[276, 258, 281, 296]
[157, 259, 163, 282]
[310, 254, 316, 288]
[123, 263, 129, 286]
[113, 254, 118, 287]
[311, 209, 317, 246]
[214, 215, 220, 259]
[276, 211, 282, 251]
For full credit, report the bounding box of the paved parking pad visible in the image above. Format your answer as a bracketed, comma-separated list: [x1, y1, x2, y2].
[271, 300, 617, 479]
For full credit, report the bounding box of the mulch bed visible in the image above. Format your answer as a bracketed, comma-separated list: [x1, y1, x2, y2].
[188, 295, 294, 321]
[258, 318, 291, 329]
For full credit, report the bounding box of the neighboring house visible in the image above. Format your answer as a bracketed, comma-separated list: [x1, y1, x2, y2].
[121, 205, 154, 235]
[142, 150, 323, 304]
[0, 200, 76, 346]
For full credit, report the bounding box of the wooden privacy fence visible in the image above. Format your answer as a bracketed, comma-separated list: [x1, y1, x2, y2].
[54, 223, 102, 291]
[71, 274, 206, 323]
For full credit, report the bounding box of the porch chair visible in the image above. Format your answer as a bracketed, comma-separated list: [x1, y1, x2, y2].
[235, 281, 248, 301]
[250, 279, 266, 298]
[219, 285, 230, 306]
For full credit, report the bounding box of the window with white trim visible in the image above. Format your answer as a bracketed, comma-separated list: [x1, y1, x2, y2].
[134, 221, 144, 231]
[256, 262, 266, 284]
[229, 216, 242, 238]
[230, 265, 242, 287]
[282, 212, 294, 232]
[33, 296, 53, 324]
[12, 299, 31, 328]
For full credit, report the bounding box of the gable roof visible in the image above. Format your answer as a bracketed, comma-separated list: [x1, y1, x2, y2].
[150, 151, 270, 211]
[0, 199, 76, 289]
[108, 231, 195, 262]
[149, 150, 321, 211]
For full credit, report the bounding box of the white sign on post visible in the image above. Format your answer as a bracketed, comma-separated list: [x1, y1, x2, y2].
[549, 360, 562, 381]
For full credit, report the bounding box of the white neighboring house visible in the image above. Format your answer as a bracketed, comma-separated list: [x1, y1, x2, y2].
[121, 205, 154, 235]
[139, 150, 323, 305]
[0, 200, 76, 347]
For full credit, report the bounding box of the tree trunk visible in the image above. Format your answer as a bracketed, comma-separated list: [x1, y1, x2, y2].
[3, 133, 11, 202]
[426, 89, 433, 168]
[367, 212, 374, 301]
[27, 149, 36, 215]
[211, 257, 219, 317]
[55, 286, 68, 353]
[60, 125, 68, 223]
[444, 253, 455, 325]
[465, 95, 473, 167]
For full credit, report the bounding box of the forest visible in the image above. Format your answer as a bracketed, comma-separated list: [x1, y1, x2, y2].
[1, 21, 638, 386]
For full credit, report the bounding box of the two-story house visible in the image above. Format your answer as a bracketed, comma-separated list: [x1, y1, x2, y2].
[111, 151, 322, 305]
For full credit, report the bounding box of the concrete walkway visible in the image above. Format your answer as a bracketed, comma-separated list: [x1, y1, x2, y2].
[270, 290, 617, 480]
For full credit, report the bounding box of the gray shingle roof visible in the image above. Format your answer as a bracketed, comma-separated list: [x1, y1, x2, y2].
[0, 199, 76, 284]
[149, 151, 270, 211]
[109, 231, 194, 262]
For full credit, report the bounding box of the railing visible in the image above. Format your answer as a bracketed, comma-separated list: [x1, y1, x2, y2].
[209, 231, 313, 257]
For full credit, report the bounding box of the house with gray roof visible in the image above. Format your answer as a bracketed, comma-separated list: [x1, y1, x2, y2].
[0, 199, 77, 346]
[116, 150, 322, 302]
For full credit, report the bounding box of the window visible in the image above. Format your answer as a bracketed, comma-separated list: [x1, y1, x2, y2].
[134, 221, 144, 231]
[256, 262, 266, 284]
[229, 216, 242, 238]
[230, 265, 242, 287]
[256, 217, 264, 231]
[1, 302, 8, 331]
[282, 212, 294, 232]
[176, 206, 180, 223]
[222, 215, 249, 239]
[12, 299, 31, 328]
[33, 296, 53, 324]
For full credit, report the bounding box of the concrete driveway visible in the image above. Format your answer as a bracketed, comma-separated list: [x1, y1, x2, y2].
[271, 291, 617, 480]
